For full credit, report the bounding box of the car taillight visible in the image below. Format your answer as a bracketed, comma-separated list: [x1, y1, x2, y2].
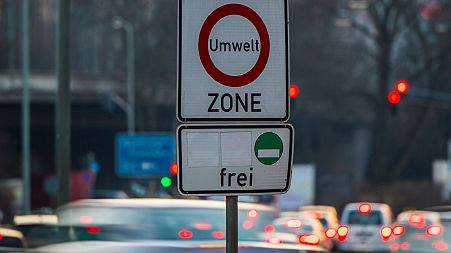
[381, 226, 393, 242]
[390, 243, 400, 252]
[427, 226, 442, 236]
[211, 231, 224, 239]
[400, 242, 410, 250]
[359, 203, 372, 215]
[266, 237, 282, 244]
[409, 214, 425, 228]
[337, 226, 349, 242]
[178, 230, 193, 239]
[286, 219, 302, 229]
[194, 222, 212, 230]
[80, 215, 93, 224]
[299, 234, 320, 245]
[242, 220, 254, 230]
[264, 225, 275, 233]
[85, 226, 101, 235]
[393, 225, 405, 236]
[247, 209, 258, 219]
[325, 228, 337, 239]
[433, 240, 449, 251]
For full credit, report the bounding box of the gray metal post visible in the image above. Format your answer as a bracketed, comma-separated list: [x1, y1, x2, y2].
[56, 0, 71, 207]
[21, 0, 30, 214]
[125, 24, 135, 134]
[226, 196, 238, 253]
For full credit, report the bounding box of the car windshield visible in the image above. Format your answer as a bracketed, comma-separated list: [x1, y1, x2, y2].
[347, 210, 382, 225]
[57, 206, 273, 241]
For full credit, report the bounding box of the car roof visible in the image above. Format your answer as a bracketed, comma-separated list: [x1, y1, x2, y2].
[58, 198, 275, 212]
[14, 214, 58, 225]
[396, 210, 440, 223]
[299, 205, 337, 213]
[343, 202, 391, 212]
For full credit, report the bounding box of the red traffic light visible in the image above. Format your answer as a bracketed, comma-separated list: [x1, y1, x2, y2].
[395, 80, 409, 94]
[388, 91, 401, 105]
[169, 162, 178, 175]
[289, 84, 299, 98]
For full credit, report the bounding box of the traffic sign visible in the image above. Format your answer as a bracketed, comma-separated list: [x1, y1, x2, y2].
[177, 0, 289, 122]
[177, 124, 294, 195]
[116, 133, 176, 177]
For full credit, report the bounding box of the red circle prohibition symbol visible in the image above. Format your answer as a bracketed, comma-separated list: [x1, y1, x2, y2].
[198, 4, 270, 88]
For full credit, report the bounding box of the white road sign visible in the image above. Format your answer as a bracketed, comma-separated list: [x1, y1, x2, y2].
[177, 0, 289, 122]
[177, 124, 294, 195]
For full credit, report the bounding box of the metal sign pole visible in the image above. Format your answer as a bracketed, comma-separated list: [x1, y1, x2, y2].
[226, 195, 238, 253]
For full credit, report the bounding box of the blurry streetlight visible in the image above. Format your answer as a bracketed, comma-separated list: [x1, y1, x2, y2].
[113, 16, 135, 134]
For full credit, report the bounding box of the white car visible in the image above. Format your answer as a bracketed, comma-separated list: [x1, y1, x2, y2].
[298, 205, 339, 230]
[339, 202, 393, 253]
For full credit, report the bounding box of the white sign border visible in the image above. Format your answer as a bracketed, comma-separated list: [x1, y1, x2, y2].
[177, 124, 294, 196]
[176, 0, 290, 123]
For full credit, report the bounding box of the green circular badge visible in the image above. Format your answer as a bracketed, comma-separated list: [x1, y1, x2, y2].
[254, 132, 283, 165]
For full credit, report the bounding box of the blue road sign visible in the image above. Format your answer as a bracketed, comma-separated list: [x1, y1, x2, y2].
[116, 133, 176, 177]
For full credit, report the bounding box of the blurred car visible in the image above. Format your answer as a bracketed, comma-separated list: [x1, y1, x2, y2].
[30, 198, 328, 253]
[396, 210, 441, 227]
[298, 206, 339, 230]
[0, 227, 26, 252]
[339, 202, 394, 253]
[12, 215, 64, 248]
[390, 210, 443, 252]
[393, 218, 451, 253]
[265, 215, 332, 251]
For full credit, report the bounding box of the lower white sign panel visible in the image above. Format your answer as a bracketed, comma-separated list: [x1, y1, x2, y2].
[177, 124, 294, 195]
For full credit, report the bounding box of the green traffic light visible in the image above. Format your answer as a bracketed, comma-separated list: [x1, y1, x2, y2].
[160, 177, 172, 188]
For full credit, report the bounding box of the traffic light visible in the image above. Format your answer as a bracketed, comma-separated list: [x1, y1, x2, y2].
[289, 84, 299, 99]
[387, 91, 401, 105]
[169, 162, 178, 176]
[387, 80, 409, 110]
[395, 80, 409, 94]
[160, 176, 172, 188]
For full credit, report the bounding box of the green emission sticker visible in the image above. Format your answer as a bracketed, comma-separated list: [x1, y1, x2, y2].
[254, 132, 283, 165]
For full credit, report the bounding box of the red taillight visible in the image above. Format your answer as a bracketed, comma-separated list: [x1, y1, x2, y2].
[80, 215, 93, 224]
[86, 226, 101, 235]
[427, 226, 442, 236]
[400, 242, 410, 250]
[381, 226, 393, 241]
[247, 209, 258, 219]
[433, 240, 449, 251]
[325, 228, 337, 239]
[359, 203, 372, 215]
[194, 222, 212, 230]
[264, 225, 275, 233]
[393, 225, 405, 236]
[409, 214, 425, 228]
[266, 237, 282, 244]
[299, 234, 320, 245]
[178, 230, 193, 239]
[242, 220, 254, 230]
[337, 226, 349, 242]
[211, 231, 224, 239]
[390, 243, 400, 252]
[286, 219, 302, 229]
